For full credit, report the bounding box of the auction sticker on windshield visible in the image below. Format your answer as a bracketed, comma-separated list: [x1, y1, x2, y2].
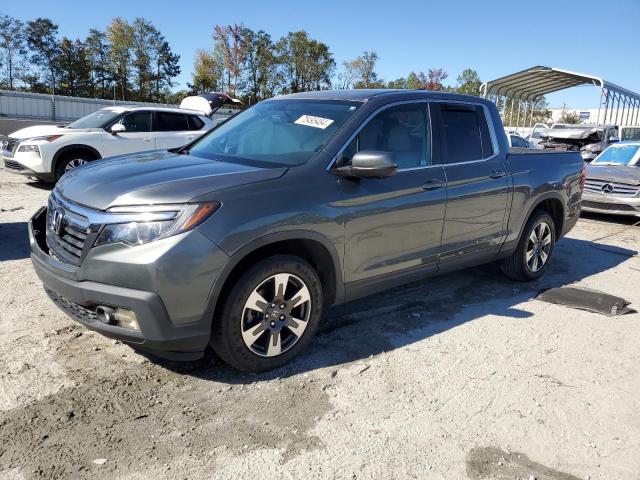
[294, 115, 334, 129]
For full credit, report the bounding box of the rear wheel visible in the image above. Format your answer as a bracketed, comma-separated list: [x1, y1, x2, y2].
[501, 209, 556, 281]
[210, 255, 323, 372]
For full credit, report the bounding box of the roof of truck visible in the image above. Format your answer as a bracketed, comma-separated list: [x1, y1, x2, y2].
[273, 89, 490, 104]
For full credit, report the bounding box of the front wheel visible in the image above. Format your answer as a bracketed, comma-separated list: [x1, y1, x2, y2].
[501, 210, 556, 281]
[210, 255, 324, 372]
[55, 153, 93, 181]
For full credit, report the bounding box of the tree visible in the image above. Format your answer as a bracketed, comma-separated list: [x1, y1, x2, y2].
[0, 14, 27, 90]
[85, 28, 112, 98]
[387, 77, 408, 89]
[456, 68, 481, 96]
[131, 18, 155, 101]
[423, 68, 448, 90]
[276, 30, 334, 93]
[340, 51, 384, 89]
[153, 37, 180, 101]
[558, 109, 581, 124]
[213, 24, 249, 97]
[190, 48, 223, 93]
[57, 37, 91, 96]
[25, 18, 60, 94]
[106, 17, 134, 100]
[243, 29, 276, 103]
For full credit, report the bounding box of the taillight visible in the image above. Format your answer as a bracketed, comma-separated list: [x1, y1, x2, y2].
[579, 163, 586, 192]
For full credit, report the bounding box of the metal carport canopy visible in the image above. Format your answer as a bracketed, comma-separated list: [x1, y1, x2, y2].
[480, 65, 640, 127]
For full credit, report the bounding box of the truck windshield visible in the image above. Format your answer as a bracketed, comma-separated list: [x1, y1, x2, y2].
[66, 108, 124, 129]
[592, 145, 640, 166]
[188, 99, 360, 166]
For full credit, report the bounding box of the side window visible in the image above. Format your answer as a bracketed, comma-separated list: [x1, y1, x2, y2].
[117, 111, 151, 132]
[339, 103, 430, 170]
[154, 112, 189, 131]
[439, 104, 492, 163]
[188, 115, 205, 130]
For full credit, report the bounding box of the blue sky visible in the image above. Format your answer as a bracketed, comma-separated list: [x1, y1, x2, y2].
[6, 0, 640, 108]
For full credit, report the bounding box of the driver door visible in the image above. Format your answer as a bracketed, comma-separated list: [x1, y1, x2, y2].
[336, 102, 447, 283]
[103, 111, 155, 156]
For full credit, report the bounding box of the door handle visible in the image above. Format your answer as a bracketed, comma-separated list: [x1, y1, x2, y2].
[489, 170, 507, 178]
[422, 179, 444, 191]
[143, 138, 152, 142]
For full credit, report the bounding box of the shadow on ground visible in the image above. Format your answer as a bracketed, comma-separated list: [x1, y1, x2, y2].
[153, 235, 636, 383]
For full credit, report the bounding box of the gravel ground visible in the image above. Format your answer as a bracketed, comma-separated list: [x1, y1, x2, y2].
[0, 167, 639, 480]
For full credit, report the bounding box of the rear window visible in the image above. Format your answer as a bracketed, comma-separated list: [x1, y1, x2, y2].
[155, 112, 189, 131]
[439, 105, 493, 162]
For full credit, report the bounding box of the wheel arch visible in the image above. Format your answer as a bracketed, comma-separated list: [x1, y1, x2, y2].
[52, 144, 102, 172]
[205, 230, 344, 327]
[515, 192, 565, 247]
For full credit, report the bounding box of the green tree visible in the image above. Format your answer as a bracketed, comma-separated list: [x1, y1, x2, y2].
[153, 37, 180, 102]
[85, 28, 112, 98]
[57, 37, 91, 96]
[387, 77, 408, 89]
[189, 48, 223, 93]
[276, 30, 334, 93]
[244, 28, 276, 103]
[213, 24, 249, 97]
[106, 17, 134, 100]
[558, 109, 581, 124]
[455, 68, 481, 96]
[0, 14, 27, 90]
[25, 18, 60, 93]
[131, 18, 156, 101]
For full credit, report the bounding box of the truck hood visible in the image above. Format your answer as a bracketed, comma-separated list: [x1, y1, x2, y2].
[9, 124, 95, 139]
[56, 150, 288, 210]
[586, 164, 640, 185]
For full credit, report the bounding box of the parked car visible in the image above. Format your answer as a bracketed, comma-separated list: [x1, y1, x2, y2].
[1, 93, 240, 182]
[526, 122, 549, 147]
[508, 133, 537, 149]
[581, 142, 640, 216]
[29, 90, 584, 372]
[539, 124, 619, 162]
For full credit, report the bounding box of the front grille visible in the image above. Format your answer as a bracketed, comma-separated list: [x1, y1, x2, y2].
[4, 159, 25, 171]
[2, 138, 20, 157]
[584, 179, 640, 197]
[46, 195, 92, 266]
[582, 200, 637, 212]
[45, 288, 97, 324]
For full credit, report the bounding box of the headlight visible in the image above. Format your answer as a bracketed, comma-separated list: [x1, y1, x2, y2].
[94, 202, 220, 247]
[17, 144, 41, 155]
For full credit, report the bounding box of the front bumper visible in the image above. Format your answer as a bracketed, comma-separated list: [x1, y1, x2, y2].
[581, 192, 640, 217]
[29, 207, 226, 360]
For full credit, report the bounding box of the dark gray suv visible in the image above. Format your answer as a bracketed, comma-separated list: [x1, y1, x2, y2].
[29, 90, 584, 372]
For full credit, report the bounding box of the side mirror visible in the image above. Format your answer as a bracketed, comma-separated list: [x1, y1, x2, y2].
[608, 135, 620, 143]
[333, 151, 398, 179]
[110, 123, 126, 135]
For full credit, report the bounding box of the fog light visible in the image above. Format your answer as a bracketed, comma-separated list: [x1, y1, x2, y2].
[114, 308, 140, 331]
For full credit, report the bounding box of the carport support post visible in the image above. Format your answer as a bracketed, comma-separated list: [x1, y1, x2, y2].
[520, 101, 529, 135]
[515, 95, 523, 134]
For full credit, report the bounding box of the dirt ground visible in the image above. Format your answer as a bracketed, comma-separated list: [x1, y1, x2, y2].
[1, 167, 639, 480]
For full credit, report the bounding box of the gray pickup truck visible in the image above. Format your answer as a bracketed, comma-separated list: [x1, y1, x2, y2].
[29, 90, 585, 372]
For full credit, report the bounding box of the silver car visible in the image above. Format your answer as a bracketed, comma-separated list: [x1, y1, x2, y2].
[582, 142, 640, 216]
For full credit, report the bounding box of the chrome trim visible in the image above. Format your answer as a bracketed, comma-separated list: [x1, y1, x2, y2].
[51, 190, 179, 230]
[326, 98, 501, 172]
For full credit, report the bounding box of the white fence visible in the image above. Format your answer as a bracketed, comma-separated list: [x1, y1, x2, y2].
[0, 90, 174, 122]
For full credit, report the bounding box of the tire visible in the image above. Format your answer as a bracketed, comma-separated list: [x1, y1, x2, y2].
[501, 209, 556, 282]
[55, 152, 94, 181]
[210, 255, 324, 372]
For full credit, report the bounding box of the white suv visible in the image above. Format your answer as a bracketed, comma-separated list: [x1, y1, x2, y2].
[2, 105, 215, 182]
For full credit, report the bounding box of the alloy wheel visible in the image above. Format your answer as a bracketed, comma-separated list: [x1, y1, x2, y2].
[240, 273, 312, 357]
[526, 221, 552, 272]
[64, 158, 88, 172]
